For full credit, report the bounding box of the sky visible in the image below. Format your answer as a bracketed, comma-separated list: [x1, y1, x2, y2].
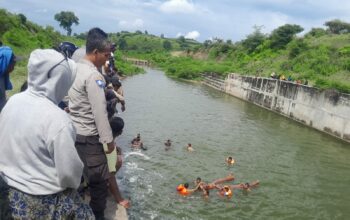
[1, 0, 350, 42]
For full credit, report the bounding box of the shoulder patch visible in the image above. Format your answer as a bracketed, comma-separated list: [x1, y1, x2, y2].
[95, 80, 106, 89]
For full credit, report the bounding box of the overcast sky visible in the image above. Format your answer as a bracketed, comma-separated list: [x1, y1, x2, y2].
[1, 0, 350, 42]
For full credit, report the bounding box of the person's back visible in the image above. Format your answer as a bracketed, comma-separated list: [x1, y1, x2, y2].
[0, 49, 93, 219]
[0, 91, 80, 193]
[0, 49, 82, 194]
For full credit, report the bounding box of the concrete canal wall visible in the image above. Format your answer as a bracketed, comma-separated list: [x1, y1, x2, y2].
[203, 73, 350, 143]
[125, 57, 150, 67]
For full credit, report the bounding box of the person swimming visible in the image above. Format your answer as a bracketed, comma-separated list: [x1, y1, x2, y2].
[165, 139, 171, 150]
[193, 174, 235, 196]
[176, 183, 196, 196]
[226, 156, 235, 165]
[217, 180, 260, 192]
[131, 133, 146, 150]
[218, 185, 233, 198]
[187, 143, 194, 152]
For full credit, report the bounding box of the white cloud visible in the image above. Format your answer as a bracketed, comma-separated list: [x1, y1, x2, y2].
[159, 0, 195, 13]
[176, 32, 183, 37]
[185, 30, 200, 39]
[118, 18, 144, 30]
[176, 31, 200, 39]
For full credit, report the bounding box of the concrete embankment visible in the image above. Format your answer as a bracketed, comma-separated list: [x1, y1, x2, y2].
[124, 57, 151, 67]
[203, 73, 350, 143]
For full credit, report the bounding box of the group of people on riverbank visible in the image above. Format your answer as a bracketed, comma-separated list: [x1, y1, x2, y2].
[270, 72, 309, 85]
[0, 27, 129, 219]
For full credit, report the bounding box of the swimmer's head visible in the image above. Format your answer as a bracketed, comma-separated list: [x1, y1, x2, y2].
[196, 177, 201, 184]
[243, 182, 250, 189]
[184, 183, 189, 188]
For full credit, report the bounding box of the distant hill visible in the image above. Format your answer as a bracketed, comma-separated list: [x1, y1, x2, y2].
[1, 8, 349, 93]
[108, 31, 201, 53]
[0, 9, 142, 95]
[126, 24, 350, 93]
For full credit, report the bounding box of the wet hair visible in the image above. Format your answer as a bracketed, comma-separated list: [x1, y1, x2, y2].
[196, 177, 201, 182]
[110, 75, 122, 88]
[228, 157, 232, 160]
[184, 183, 189, 188]
[244, 183, 250, 188]
[86, 27, 110, 54]
[109, 116, 124, 137]
[57, 42, 78, 58]
[105, 89, 118, 118]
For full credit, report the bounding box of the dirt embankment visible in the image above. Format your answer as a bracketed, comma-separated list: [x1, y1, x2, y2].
[171, 50, 209, 60]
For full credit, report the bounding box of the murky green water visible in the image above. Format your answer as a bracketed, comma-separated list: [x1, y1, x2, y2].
[116, 68, 350, 220]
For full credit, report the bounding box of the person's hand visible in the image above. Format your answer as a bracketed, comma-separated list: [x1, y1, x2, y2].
[64, 107, 70, 113]
[118, 199, 130, 209]
[105, 142, 115, 154]
[121, 104, 126, 112]
[117, 155, 122, 164]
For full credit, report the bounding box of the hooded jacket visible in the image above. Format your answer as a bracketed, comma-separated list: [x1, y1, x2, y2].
[0, 49, 83, 195]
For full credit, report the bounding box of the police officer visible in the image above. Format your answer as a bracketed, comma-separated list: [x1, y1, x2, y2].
[68, 28, 114, 220]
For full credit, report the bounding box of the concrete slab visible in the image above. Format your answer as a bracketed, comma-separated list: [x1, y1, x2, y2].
[105, 195, 128, 220]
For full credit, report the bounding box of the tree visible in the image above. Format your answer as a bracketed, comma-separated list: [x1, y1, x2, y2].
[54, 11, 79, 36]
[305, 28, 327, 38]
[18, 13, 26, 24]
[242, 26, 266, 53]
[118, 38, 127, 50]
[324, 19, 350, 34]
[270, 24, 303, 49]
[178, 36, 185, 43]
[203, 40, 212, 48]
[163, 40, 172, 50]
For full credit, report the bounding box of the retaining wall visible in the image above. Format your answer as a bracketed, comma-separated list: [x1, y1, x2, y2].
[203, 73, 350, 143]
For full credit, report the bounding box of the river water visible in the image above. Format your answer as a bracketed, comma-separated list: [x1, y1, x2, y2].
[115, 68, 350, 220]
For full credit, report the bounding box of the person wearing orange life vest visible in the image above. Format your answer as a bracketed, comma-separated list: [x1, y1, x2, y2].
[193, 174, 235, 197]
[176, 183, 196, 196]
[218, 185, 233, 198]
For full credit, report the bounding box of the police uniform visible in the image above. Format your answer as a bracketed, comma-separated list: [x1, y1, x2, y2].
[68, 58, 113, 217]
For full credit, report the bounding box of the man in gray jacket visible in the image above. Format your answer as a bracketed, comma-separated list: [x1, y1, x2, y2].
[68, 27, 115, 220]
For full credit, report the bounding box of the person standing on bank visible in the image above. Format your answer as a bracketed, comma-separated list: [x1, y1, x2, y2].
[0, 49, 94, 219]
[0, 46, 17, 112]
[68, 27, 115, 220]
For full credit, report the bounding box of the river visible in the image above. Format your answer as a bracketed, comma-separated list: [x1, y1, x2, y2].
[115, 68, 350, 220]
